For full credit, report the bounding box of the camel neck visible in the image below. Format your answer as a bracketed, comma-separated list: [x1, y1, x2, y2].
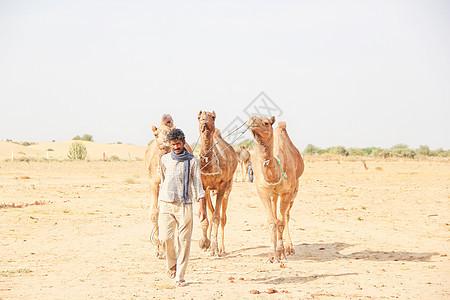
[256, 137, 274, 162]
[200, 133, 214, 159]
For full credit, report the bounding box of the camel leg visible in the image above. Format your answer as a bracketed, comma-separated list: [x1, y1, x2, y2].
[149, 180, 164, 259]
[257, 189, 277, 262]
[199, 188, 211, 251]
[284, 187, 298, 256]
[284, 200, 295, 255]
[219, 180, 232, 256]
[278, 192, 297, 260]
[210, 188, 225, 256]
[241, 162, 246, 182]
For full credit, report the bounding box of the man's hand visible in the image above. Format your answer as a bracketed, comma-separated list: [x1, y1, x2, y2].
[198, 197, 207, 222]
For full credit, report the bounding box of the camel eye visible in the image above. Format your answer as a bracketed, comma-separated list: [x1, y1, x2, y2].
[264, 122, 269, 126]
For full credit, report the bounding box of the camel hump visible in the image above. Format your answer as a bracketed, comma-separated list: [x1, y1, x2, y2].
[161, 114, 174, 127]
[277, 122, 287, 130]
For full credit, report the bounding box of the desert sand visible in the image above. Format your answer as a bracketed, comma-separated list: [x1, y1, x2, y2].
[0, 142, 449, 299]
[0, 140, 147, 162]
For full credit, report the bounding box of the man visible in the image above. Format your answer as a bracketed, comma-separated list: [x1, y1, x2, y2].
[158, 128, 206, 287]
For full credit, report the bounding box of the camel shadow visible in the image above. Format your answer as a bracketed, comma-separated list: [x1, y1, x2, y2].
[253, 242, 439, 262]
[251, 272, 358, 285]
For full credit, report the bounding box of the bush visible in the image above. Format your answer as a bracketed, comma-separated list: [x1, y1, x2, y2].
[81, 134, 93, 142]
[326, 146, 348, 156]
[391, 144, 409, 150]
[417, 145, 430, 156]
[67, 142, 87, 160]
[348, 148, 366, 156]
[303, 144, 321, 155]
[237, 139, 256, 149]
[72, 134, 93, 142]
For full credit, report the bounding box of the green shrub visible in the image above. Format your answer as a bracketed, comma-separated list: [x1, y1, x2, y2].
[67, 142, 87, 160]
[391, 144, 409, 150]
[417, 145, 430, 156]
[348, 148, 366, 156]
[73, 134, 93, 141]
[303, 144, 321, 155]
[237, 139, 256, 149]
[326, 146, 348, 156]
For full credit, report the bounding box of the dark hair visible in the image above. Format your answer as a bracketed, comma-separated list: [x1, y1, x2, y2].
[167, 128, 185, 142]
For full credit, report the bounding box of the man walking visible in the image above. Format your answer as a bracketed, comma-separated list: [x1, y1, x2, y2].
[158, 128, 206, 287]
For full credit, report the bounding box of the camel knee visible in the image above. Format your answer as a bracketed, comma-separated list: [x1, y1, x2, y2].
[277, 224, 284, 234]
[212, 216, 220, 226]
[268, 222, 277, 233]
[150, 210, 158, 224]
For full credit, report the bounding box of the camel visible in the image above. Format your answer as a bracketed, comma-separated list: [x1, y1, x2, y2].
[197, 110, 238, 256]
[247, 115, 304, 262]
[235, 146, 251, 182]
[144, 114, 192, 258]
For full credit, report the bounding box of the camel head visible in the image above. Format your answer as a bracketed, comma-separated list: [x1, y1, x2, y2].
[160, 114, 174, 128]
[198, 110, 216, 137]
[247, 115, 276, 143]
[151, 124, 174, 154]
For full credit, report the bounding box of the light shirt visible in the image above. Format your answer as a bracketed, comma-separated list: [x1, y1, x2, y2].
[158, 153, 205, 203]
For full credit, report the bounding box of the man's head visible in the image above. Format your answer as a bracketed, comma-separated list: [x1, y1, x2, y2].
[167, 128, 186, 154]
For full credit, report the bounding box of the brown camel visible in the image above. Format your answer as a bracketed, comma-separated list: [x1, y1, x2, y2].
[198, 110, 238, 256]
[235, 146, 251, 182]
[144, 114, 192, 258]
[247, 115, 304, 262]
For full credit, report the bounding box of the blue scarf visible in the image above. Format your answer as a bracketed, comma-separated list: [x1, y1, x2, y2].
[170, 148, 194, 203]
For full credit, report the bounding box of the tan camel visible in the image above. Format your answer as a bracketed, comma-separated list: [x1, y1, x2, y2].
[198, 110, 238, 256]
[247, 115, 304, 262]
[144, 114, 192, 258]
[235, 146, 251, 182]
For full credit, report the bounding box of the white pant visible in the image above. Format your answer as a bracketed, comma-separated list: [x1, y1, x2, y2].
[158, 201, 193, 281]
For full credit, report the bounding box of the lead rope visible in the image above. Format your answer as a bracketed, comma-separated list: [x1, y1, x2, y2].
[263, 156, 287, 186]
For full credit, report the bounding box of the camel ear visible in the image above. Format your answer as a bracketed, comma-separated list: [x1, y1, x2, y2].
[270, 116, 276, 125]
[198, 110, 202, 119]
[212, 110, 216, 118]
[152, 125, 158, 133]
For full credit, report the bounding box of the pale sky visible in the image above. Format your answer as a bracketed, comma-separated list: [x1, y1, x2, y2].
[1, 0, 449, 150]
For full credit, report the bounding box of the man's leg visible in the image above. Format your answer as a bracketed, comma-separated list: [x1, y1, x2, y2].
[174, 203, 193, 282]
[158, 201, 177, 273]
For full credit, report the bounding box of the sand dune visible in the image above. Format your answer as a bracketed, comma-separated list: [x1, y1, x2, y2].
[0, 140, 147, 161]
[0, 141, 45, 161]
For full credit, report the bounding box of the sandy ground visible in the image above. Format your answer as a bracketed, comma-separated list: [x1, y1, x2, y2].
[0, 140, 147, 161]
[1, 156, 449, 299]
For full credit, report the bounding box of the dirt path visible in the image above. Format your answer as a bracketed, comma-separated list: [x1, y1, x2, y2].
[1, 158, 449, 299]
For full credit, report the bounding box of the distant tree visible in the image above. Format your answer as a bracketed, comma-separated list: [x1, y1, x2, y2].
[81, 134, 93, 142]
[326, 146, 348, 156]
[391, 144, 409, 150]
[348, 148, 366, 156]
[73, 135, 81, 140]
[237, 139, 256, 149]
[303, 144, 321, 155]
[417, 145, 430, 156]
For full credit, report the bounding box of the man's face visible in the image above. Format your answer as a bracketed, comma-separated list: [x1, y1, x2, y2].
[170, 140, 185, 154]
